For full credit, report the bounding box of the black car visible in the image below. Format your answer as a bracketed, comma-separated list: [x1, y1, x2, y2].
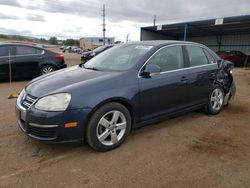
[16, 41, 235, 152]
[81, 45, 113, 62]
[0, 43, 67, 80]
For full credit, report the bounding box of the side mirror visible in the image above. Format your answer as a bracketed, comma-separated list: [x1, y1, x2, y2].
[140, 64, 161, 78]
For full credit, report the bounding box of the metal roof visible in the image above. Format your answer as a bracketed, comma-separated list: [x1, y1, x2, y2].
[141, 15, 250, 38]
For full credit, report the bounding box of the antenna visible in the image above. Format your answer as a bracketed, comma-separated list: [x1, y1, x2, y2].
[154, 15, 156, 26]
[102, 4, 106, 45]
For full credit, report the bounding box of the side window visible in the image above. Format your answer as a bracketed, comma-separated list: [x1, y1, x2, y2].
[36, 49, 43, 54]
[16, 46, 37, 55]
[147, 46, 184, 72]
[235, 51, 243, 56]
[203, 49, 215, 64]
[186, 46, 209, 67]
[0, 46, 9, 57]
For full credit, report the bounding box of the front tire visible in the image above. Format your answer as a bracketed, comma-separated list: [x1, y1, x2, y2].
[204, 86, 224, 115]
[86, 102, 131, 152]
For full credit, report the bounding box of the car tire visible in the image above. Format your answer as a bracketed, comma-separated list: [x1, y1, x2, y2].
[86, 102, 131, 152]
[39, 65, 55, 75]
[204, 85, 225, 115]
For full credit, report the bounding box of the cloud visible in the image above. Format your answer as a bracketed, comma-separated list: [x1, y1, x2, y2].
[26, 14, 45, 22]
[0, 0, 250, 40]
[0, 0, 21, 7]
[8, 0, 250, 24]
[0, 13, 20, 20]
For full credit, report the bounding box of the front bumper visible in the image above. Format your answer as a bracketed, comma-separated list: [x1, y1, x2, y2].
[16, 102, 91, 143]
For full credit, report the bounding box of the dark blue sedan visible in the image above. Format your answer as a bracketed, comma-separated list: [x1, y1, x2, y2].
[16, 41, 235, 151]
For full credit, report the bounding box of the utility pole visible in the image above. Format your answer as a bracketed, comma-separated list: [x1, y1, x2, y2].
[153, 15, 156, 26]
[102, 4, 106, 45]
[8, 49, 12, 85]
[126, 33, 130, 43]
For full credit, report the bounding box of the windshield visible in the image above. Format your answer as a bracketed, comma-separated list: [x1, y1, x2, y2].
[84, 44, 153, 71]
[93, 46, 109, 53]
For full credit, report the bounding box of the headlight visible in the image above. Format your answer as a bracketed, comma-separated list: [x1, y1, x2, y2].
[35, 93, 71, 111]
[17, 89, 25, 104]
[230, 70, 233, 74]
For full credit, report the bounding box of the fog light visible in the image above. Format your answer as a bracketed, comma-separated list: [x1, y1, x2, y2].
[64, 122, 78, 128]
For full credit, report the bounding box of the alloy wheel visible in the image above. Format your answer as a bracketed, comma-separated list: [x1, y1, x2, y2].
[211, 88, 224, 111]
[41, 66, 55, 75]
[96, 110, 127, 146]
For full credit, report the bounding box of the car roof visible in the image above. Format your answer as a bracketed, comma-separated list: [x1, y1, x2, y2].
[0, 42, 44, 49]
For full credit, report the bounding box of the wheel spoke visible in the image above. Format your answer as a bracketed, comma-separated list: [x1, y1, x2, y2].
[218, 93, 222, 99]
[99, 117, 110, 128]
[211, 97, 216, 102]
[111, 131, 118, 144]
[115, 122, 126, 130]
[98, 129, 110, 142]
[111, 111, 120, 124]
[212, 101, 217, 109]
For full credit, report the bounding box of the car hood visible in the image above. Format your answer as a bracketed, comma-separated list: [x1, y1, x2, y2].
[26, 66, 119, 97]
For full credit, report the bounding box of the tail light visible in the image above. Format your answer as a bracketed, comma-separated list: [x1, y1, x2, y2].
[55, 54, 64, 60]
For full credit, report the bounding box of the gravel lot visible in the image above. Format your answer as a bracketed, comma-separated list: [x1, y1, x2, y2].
[0, 51, 250, 188]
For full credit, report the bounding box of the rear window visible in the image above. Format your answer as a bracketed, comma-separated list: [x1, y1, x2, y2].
[16, 46, 43, 55]
[186, 46, 209, 67]
[203, 49, 215, 64]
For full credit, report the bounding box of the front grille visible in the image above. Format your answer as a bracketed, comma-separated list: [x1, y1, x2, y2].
[21, 94, 37, 109]
[29, 126, 57, 140]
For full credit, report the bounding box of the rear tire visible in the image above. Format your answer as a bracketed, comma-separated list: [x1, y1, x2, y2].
[86, 102, 131, 152]
[39, 65, 55, 75]
[204, 85, 224, 115]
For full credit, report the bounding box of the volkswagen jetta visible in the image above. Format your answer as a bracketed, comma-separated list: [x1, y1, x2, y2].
[16, 41, 235, 151]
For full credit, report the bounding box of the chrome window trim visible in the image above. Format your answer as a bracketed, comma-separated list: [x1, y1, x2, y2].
[138, 43, 217, 78]
[0, 49, 45, 58]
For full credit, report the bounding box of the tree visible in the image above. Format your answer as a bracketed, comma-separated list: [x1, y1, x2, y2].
[64, 39, 79, 46]
[49, 37, 58, 45]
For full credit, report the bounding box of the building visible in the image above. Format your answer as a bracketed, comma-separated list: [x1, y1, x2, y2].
[141, 15, 250, 54]
[79, 37, 115, 51]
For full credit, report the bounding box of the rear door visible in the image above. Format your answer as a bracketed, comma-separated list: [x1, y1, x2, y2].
[138, 45, 190, 121]
[184, 45, 218, 105]
[0, 45, 15, 79]
[12, 45, 43, 78]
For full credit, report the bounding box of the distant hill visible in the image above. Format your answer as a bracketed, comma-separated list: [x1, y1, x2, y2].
[0, 34, 49, 44]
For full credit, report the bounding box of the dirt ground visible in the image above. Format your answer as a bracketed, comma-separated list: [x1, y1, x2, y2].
[0, 51, 250, 188]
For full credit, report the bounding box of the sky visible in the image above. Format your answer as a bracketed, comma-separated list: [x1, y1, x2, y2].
[0, 0, 249, 42]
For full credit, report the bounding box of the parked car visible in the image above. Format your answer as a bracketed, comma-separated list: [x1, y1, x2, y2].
[16, 41, 235, 151]
[59, 45, 65, 50]
[217, 50, 250, 66]
[81, 45, 113, 62]
[0, 43, 66, 80]
[72, 47, 81, 54]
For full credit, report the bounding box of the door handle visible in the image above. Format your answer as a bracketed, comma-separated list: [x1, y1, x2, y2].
[6, 60, 13, 63]
[181, 76, 188, 83]
[210, 72, 216, 77]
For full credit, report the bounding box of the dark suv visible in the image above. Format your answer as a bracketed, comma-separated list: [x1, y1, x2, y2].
[0, 43, 67, 80]
[81, 45, 113, 62]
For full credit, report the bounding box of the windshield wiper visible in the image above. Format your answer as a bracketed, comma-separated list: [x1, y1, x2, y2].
[82, 65, 100, 71]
